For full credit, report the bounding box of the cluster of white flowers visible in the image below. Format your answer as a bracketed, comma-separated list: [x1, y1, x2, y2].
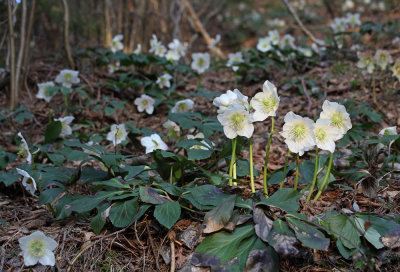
[357, 49, 398, 77]
[110, 34, 123, 53]
[226, 52, 243, 72]
[149, 34, 186, 62]
[330, 13, 361, 33]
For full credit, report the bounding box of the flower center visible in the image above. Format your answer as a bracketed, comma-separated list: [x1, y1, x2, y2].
[230, 112, 245, 130]
[330, 112, 345, 128]
[152, 139, 159, 148]
[394, 65, 400, 75]
[142, 99, 149, 106]
[290, 123, 307, 141]
[28, 238, 46, 257]
[177, 103, 187, 112]
[115, 129, 124, 140]
[383, 129, 393, 135]
[43, 86, 52, 97]
[112, 41, 119, 48]
[64, 73, 72, 82]
[315, 128, 327, 143]
[261, 94, 276, 112]
[380, 53, 387, 62]
[61, 122, 68, 131]
[197, 57, 205, 67]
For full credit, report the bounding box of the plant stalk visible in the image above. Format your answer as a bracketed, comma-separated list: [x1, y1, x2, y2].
[228, 137, 237, 186]
[372, 71, 376, 104]
[294, 153, 300, 190]
[263, 117, 275, 197]
[280, 149, 290, 189]
[306, 147, 319, 203]
[249, 138, 255, 193]
[314, 152, 334, 201]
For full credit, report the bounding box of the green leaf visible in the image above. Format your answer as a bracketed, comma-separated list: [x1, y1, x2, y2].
[92, 177, 130, 189]
[109, 198, 139, 228]
[354, 217, 384, 249]
[47, 153, 65, 165]
[202, 195, 236, 233]
[257, 188, 300, 212]
[45, 121, 62, 144]
[183, 185, 229, 210]
[91, 203, 110, 234]
[105, 106, 114, 115]
[38, 188, 65, 205]
[0, 172, 19, 186]
[287, 217, 330, 251]
[139, 187, 168, 204]
[267, 219, 298, 256]
[188, 149, 212, 160]
[323, 214, 360, 249]
[66, 150, 89, 161]
[154, 201, 181, 229]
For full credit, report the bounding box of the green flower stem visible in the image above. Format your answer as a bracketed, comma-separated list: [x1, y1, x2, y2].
[392, 153, 396, 178]
[314, 152, 334, 202]
[263, 117, 275, 197]
[64, 94, 69, 109]
[249, 138, 255, 193]
[229, 137, 238, 186]
[234, 72, 238, 88]
[294, 153, 300, 190]
[372, 72, 376, 104]
[197, 74, 203, 90]
[306, 147, 319, 203]
[279, 149, 291, 189]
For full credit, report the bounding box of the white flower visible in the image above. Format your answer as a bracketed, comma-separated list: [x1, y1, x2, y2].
[268, 30, 280, 45]
[346, 13, 361, 27]
[16, 168, 36, 195]
[392, 37, 400, 46]
[163, 120, 180, 141]
[134, 43, 142, 54]
[149, 34, 166, 57]
[156, 73, 172, 89]
[391, 60, 400, 80]
[55, 69, 80, 88]
[17, 132, 32, 164]
[280, 112, 316, 156]
[168, 39, 186, 58]
[266, 19, 286, 28]
[280, 34, 296, 49]
[140, 134, 168, 153]
[108, 61, 120, 74]
[356, 52, 375, 73]
[110, 34, 123, 53]
[134, 94, 155, 114]
[36, 82, 55, 102]
[314, 118, 341, 153]
[106, 124, 128, 146]
[379, 126, 397, 136]
[330, 17, 348, 33]
[226, 52, 243, 72]
[187, 133, 213, 150]
[217, 104, 254, 139]
[19, 231, 57, 266]
[250, 80, 280, 122]
[165, 50, 181, 62]
[342, 0, 355, 11]
[208, 34, 221, 48]
[54, 116, 74, 137]
[257, 36, 272, 52]
[320, 100, 352, 138]
[374, 50, 393, 70]
[213, 89, 249, 113]
[191, 53, 210, 74]
[171, 99, 194, 113]
[297, 47, 313, 57]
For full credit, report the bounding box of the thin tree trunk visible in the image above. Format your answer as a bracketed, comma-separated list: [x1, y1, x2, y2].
[7, 0, 17, 109]
[15, 0, 27, 98]
[61, 0, 75, 69]
[104, 0, 112, 47]
[21, 0, 36, 82]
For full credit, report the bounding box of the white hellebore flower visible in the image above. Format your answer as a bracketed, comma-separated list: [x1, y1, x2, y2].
[346, 13, 361, 27]
[268, 29, 280, 45]
[226, 52, 243, 72]
[36, 82, 55, 102]
[356, 52, 375, 74]
[163, 120, 181, 141]
[156, 73, 173, 89]
[168, 39, 186, 58]
[110, 34, 123, 53]
[166, 50, 181, 62]
[55, 69, 80, 88]
[17, 132, 32, 164]
[54, 116, 74, 137]
[379, 126, 397, 136]
[213, 89, 249, 113]
[134, 43, 142, 54]
[171, 99, 194, 113]
[314, 119, 341, 153]
[106, 124, 128, 146]
[191, 53, 210, 74]
[108, 61, 120, 74]
[208, 34, 221, 48]
[320, 100, 352, 138]
[16, 168, 36, 195]
[134, 94, 155, 114]
[257, 36, 272, 52]
[374, 50, 393, 70]
[391, 60, 400, 81]
[280, 112, 316, 156]
[187, 133, 213, 150]
[330, 17, 348, 33]
[140, 134, 168, 153]
[217, 104, 254, 139]
[250, 80, 280, 122]
[280, 34, 296, 49]
[149, 34, 166, 57]
[19, 231, 57, 266]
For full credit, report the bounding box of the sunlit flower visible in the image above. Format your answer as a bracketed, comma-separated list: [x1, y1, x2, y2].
[187, 133, 213, 150]
[251, 80, 280, 122]
[391, 60, 400, 80]
[226, 52, 243, 72]
[208, 34, 221, 48]
[171, 99, 194, 113]
[257, 36, 272, 52]
[106, 124, 128, 146]
[156, 73, 172, 89]
[168, 39, 186, 58]
[16, 168, 36, 195]
[110, 34, 123, 53]
[217, 104, 254, 139]
[17, 132, 32, 164]
[54, 116, 74, 137]
[134, 43, 142, 54]
[280, 34, 296, 49]
[374, 50, 393, 70]
[19, 231, 57, 266]
[149, 34, 166, 57]
[280, 112, 316, 156]
[191, 53, 210, 74]
[346, 13, 361, 27]
[379, 126, 397, 135]
[140, 134, 168, 153]
[213, 89, 249, 113]
[163, 120, 180, 142]
[268, 30, 280, 45]
[165, 50, 180, 62]
[36, 82, 55, 102]
[330, 17, 348, 33]
[108, 61, 120, 74]
[356, 52, 375, 73]
[55, 69, 80, 88]
[134, 94, 155, 114]
[320, 100, 352, 138]
[314, 118, 341, 153]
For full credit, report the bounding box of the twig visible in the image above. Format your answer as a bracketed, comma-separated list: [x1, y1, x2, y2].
[7, 0, 16, 109]
[146, 220, 161, 271]
[168, 231, 176, 272]
[0, 247, 5, 272]
[134, 221, 146, 272]
[61, 0, 75, 69]
[301, 79, 312, 112]
[15, 0, 27, 100]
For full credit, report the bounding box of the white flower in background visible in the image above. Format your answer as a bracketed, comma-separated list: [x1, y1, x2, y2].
[280, 34, 296, 49]
[226, 52, 243, 72]
[17, 132, 32, 164]
[217, 104, 254, 139]
[171, 99, 194, 113]
[314, 118, 341, 153]
[149, 34, 166, 57]
[141, 134, 168, 153]
[371, 1, 385, 11]
[106, 124, 128, 146]
[134, 94, 155, 114]
[165, 49, 181, 62]
[208, 34, 221, 48]
[213, 89, 249, 113]
[110, 34, 123, 53]
[55, 69, 80, 88]
[346, 13, 361, 27]
[16, 168, 36, 195]
[134, 43, 142, 54]
[356, 52, 375, 73]
[168, 39, 186, 58]
[350, 44, 361, 51]
[19, 231, 57, 266]
[280, 112, 316, 156]
[392, 37, 400, 47]
[342, 0, 355, 11]
[379, 126, 397, 136]
[187, 133, 213, 150]
[156, 73, 172, 89]
[36, 82, 55, 102]
[330, 17, 348, 33]
[257, 36, 272, 52]
[191, 53, 210, 74]
[297, 47, 313, 57]
[320, 100, 352, 138]
[163, 120, 180, 141]
[374, 50, 393, 70]
[267, 18, 286, 28]
[108, 61, 120, 74]
[268, 29, 280, 45]
[251, 80, 280, 122]
[391, 60, 400, 80]
[54, 116, 74, 137]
